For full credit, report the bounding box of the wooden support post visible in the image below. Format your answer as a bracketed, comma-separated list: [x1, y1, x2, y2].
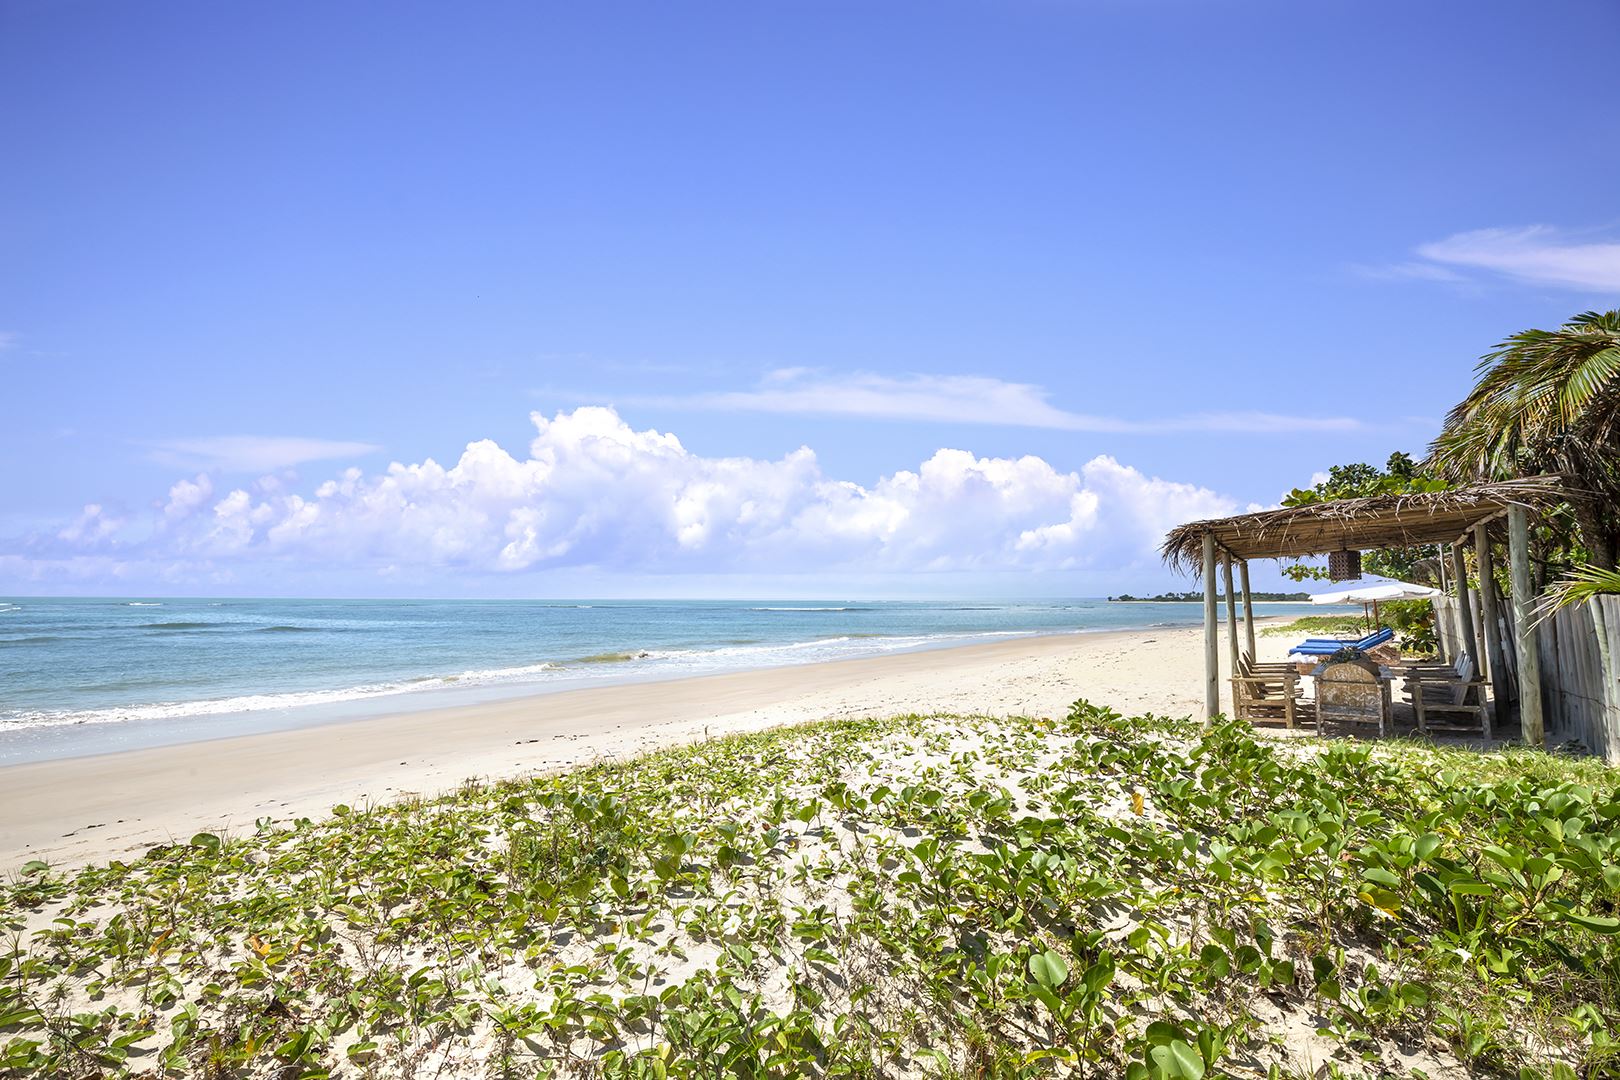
[1474, 524, 1502, 690]
[1222, 556, 1240, 678]
[1450, 543, 1478, 665]
[1239, 559, 1257, 663]
[1589, 599, 1620, 763]
[1203, 533, 1219, 726]
[1436, 544, 1451, 653]
[1509, 507, 1544, 747]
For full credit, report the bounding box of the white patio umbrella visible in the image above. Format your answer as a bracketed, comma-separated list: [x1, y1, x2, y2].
[1310, 579, 1442, 628]
[1310, 581, 1443, 605]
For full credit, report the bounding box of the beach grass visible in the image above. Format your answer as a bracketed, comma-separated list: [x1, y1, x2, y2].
[1260, 615, 1367, 639]
[3, 704, 1617, 1078]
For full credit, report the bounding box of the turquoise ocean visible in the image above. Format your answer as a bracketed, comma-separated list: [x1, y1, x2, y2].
[0, 597, 1328, 764]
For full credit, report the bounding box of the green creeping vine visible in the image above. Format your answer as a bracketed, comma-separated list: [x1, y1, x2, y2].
[2, 704, 1617, 1078]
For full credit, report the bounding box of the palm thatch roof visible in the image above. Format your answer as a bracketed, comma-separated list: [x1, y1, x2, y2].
[1161, 478, 1569, 573]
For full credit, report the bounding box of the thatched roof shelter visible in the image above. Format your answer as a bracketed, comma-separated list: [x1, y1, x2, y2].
[1161, 477, 1569, 571]
[1163, 476, 1568, 744]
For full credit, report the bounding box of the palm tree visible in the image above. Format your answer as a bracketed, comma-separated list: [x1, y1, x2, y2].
[1429, 309, 1620, 569]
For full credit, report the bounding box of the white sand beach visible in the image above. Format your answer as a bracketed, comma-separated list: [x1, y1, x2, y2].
[0, 621, 1295, 871]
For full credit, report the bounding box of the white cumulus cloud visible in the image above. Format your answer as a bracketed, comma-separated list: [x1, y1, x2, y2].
[17, 407, 1237, 583]
[162, 474, 214, 519]
[56, 504, 123, 545]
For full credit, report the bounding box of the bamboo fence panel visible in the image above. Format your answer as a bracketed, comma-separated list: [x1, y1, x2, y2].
[1434, 592, 1620, 759]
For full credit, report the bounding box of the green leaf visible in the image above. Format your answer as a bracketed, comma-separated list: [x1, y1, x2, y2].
[275, 1029, 315, 1061]
[1144, 1021, 1182, 1046]
[1362, 867, 1401, 889]
[1082, 953, 1116, 993]
[1029, 983, 1064, 1014]
[1414, 832, 1443, 860]
[1196, 943, 1230, 981]
[1027, 949, 1069, 990]
[1358, 885, 1402, 914]
[1149, 1039, 1206, 1080]
[1556, 909, 1620, 934]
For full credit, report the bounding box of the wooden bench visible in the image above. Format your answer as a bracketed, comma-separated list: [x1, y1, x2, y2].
[1403, 652, 1490, 740]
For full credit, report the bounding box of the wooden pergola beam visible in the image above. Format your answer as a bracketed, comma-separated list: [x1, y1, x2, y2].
[1161, 478, 1567, 570]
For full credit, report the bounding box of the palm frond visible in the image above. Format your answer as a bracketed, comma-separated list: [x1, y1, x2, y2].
[1534, 563, 1620, 624]
[1560, 345, 1620, 424]
[1429, 309, 1620, 498]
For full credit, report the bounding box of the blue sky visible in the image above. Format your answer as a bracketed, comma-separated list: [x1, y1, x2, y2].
[3, 0, 1618, 597]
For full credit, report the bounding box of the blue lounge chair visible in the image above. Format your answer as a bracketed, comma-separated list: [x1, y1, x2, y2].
[1288, 626, 1394, 657]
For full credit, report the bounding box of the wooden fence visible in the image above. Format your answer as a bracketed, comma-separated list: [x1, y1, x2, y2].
[1436, 592, 1620, 761]
[1534, 595, 1620, 762]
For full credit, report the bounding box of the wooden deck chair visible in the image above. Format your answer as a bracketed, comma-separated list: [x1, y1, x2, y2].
[1239, 654, 1309, 698]
[1405, 652, 1490, 740]
[1397, 653, 1468, 676]
[1240, 654, 1297, 677]
[1231, 666, 1311, 730]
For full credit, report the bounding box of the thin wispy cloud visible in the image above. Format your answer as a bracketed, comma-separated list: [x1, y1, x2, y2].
[1349, 261, 1469, 285]
[0, 331, 18, 352]
[1384, 225, 1620, 293]
[633, 370, 1361, 435]
[147, 435, 381, 474]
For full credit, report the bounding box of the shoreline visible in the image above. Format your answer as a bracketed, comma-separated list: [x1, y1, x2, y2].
[0, 626, 1084, 766]
[3, 599, 1347, 764]
[0, 620, 1295, 871]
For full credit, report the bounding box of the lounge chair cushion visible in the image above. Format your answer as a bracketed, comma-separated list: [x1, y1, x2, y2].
[1288, 626, 1394, 658]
